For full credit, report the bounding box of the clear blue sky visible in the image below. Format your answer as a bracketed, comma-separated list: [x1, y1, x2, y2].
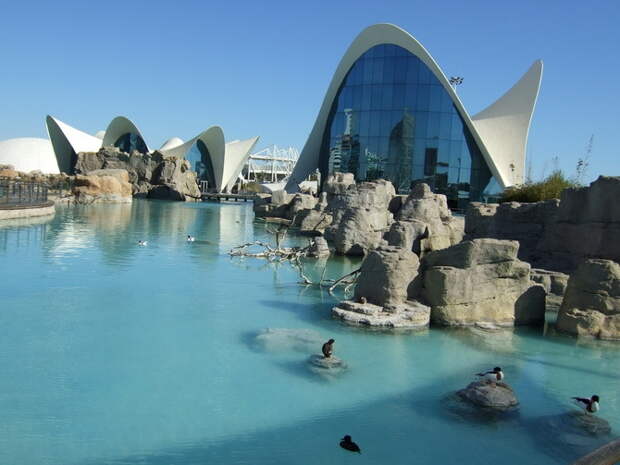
[1, 0, 618, 183]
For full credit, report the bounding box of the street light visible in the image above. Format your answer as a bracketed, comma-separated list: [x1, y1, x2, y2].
[449, 76, 464, 91]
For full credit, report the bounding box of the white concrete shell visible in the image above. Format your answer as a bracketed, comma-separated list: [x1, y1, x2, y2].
[160, 126, 227, 190]
[222, 136, 260, 192]
[0, 138, 60, 174]
[102, 116, 150, 152]
[286, 23, 543, 191]
[46, 116, 103, 173]
[160, 137, 184, 151]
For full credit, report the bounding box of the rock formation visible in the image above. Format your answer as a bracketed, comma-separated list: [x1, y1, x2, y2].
[466, 176, 620, 272]
[457, 380, 519, 410]
[74, 147, 200, 201]
[72, 169, 133, 204]
[307, 236, 330, 258]
[556, 259, 620, 340]
[413, 239, 546, 327]
[390, 183, 464, 255]
[324, 179, 395, 255]
[531, 268, 569, 312]
[332, 245, 431, 329]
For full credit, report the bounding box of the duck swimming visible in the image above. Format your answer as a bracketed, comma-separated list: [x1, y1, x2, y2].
[137, 240, 148, 246]
[573, 395, 600, 413]
[476, 366, 504, 384]
[340, 435, 361, 453]
[187, 235, 195, 242]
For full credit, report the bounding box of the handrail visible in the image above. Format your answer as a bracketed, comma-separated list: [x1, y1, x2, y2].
[0, 177, 49, 207]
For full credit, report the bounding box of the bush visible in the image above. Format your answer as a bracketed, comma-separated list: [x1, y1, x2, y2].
[501, 170, 579, 203]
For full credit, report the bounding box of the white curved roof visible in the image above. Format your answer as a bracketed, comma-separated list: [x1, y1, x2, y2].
[286, 23, 543, 191]
[94, 130, 105, 139]
[46, 115, 102, 173]
[102, 116, 150, 151]
[0, 138, 60, 174]
[160, 137, 184, 150]
[223, 136, 260, 192]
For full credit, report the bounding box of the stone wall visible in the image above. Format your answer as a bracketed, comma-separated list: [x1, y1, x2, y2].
[465, 176, 620, 272]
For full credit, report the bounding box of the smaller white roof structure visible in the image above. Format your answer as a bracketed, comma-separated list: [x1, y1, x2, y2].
[0, 138, 59, 174]
[160, 137, 184, 150]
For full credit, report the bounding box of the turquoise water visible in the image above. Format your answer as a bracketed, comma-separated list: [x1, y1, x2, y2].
[0, 200, 618, 465]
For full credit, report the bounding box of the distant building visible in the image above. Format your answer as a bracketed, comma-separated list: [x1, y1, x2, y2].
[286, 23, 543, 208]
[0, 116, 258, 193]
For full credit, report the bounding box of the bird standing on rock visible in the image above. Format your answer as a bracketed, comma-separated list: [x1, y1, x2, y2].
[573, 395, 600, 414]
[322, 339, 335, 358]
[340, 435, 361, 453]
[476, 367, 504, 385]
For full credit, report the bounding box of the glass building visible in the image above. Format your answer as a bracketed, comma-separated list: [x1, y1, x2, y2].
[185, 140, 217, 191]
[320, 44, 493, 209]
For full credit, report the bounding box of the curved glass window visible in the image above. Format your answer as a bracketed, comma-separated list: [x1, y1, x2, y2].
[320, 44, 497, 208]
[186, 140, 216, 191]
[114, 133, 148, 154]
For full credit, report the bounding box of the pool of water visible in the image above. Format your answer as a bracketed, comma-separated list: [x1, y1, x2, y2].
[0, 200, 618, 465]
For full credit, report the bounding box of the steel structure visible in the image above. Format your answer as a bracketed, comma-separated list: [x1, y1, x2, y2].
[245, 145, 300, 183]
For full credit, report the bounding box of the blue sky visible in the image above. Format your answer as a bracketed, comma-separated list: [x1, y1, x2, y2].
[1, 0, 618, 183]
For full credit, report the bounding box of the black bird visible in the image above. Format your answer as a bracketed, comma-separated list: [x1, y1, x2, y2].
[322, 339, 335, 358]
[340, 435, 361, 453]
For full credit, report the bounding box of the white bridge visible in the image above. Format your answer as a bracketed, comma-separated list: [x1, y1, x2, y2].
[243, 145, 300, 183]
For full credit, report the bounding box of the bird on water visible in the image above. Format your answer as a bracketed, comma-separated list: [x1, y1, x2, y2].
[340, 435, 361, 453]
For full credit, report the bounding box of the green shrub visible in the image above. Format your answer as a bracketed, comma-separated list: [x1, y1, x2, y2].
[501, 170, 579, 203]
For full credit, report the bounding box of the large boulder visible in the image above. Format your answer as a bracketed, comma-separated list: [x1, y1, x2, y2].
[354, 246, 419, 307]
[556, 259, 620, 340]
[148, 158, 201, 201]
[323, 172, 355, 196]
[414, 239, 546, 327]
[296, 209, 333, 236]
[384, 183, 463, 255]
[72, 169, 132, 204]
[324, 178, 395, 255]
[457, 380, 519, 410]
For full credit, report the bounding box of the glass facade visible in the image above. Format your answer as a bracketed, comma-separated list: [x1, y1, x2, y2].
[114, 133, 148, 154]
[320, 44, 497, 208]
[186, 140, 216, 191]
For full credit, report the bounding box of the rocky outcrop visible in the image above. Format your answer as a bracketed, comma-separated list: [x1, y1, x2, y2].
[253, 191, 318, 221]
[147, 158, 201, 201]
[412, 239, 546, 327]
[74, 147, 200, 201]
[324, 179, 395, 255]
[354, 246, 419, 306]
[457, 380, 519, 410]
[531, 268, 569, 312]
[391, 183, 464, 255]
[332, 245, 430, 329]
[72, 169, 133, 204]
[556, 259, 620, 340]
[466, 177, 620, 272]
[0, 165, 18, 178]
[332, 299, 430, 329]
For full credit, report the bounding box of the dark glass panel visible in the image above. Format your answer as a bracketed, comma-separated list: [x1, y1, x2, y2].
[114, 133, 148, 154]
[320, 43, 499, 207]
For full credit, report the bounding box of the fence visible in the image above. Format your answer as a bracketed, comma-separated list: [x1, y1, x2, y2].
[0, 178, 49, 207]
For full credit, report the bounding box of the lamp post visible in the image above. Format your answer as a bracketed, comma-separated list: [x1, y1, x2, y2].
[449, 76, 464, 92]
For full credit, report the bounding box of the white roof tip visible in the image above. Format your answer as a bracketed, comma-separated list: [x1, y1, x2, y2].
[160, 137, 184, 150]
[94, 130, 105, 139]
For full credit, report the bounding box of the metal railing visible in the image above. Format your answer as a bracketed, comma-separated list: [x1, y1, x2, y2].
[0, 178, 49, 207]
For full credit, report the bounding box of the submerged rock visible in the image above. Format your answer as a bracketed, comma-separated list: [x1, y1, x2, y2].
[457, 380, 519, 411]
[307, 354, 348, 377]
[332, 299, 430, 329]
[253, 328, 324, 353]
